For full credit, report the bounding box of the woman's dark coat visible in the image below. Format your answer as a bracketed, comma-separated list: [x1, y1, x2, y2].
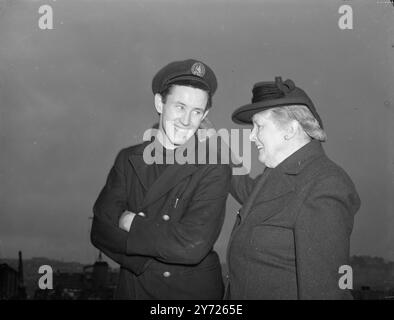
[227, 140, 361, 299]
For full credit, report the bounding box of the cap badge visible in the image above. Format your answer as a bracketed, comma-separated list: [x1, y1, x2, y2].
[191, 62, 206, 77]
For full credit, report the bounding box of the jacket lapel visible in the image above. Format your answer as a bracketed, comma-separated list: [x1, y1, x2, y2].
[128, 141, 151, 191]
[247, 170, 295, 223]
[238, 168, 273, 222]
[128, 137, 200, 209]
[254, 169, 295, 203]
[142, 163, 197, 208]
[239, 140, 325, 224]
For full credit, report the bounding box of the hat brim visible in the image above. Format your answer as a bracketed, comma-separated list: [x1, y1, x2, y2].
[232, 95, 316, 125]
[164, 75, 211, 93]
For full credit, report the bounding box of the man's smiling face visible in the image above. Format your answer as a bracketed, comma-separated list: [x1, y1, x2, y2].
[155, 85, 209, 149]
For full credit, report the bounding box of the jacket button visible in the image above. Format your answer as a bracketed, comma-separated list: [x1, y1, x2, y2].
[163, 271, 171, 277]
[138, 212, 146, 217]
[162, 214, 170, 221]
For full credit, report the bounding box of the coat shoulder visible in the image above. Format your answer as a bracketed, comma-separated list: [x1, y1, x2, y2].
[298, 154, 361, 211]
[116, 141, 150, 158]
[300, 153, 355, 187]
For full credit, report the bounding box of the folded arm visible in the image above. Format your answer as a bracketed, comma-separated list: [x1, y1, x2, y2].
[125, 165, 231, 265]
[90, 149, 150, 274]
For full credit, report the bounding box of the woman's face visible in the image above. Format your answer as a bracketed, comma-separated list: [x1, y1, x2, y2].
[249, 110, 289, 168]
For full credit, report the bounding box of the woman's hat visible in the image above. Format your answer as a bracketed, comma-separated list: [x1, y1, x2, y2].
[232, 77, 323, 128]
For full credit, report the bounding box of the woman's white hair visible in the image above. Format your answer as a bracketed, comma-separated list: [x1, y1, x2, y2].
[268, 105, 327, 142]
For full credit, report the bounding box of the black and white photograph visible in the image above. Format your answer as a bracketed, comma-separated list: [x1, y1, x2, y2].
[1, 0, 393, 306]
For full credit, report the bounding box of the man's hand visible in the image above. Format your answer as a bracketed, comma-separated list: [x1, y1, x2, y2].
[118, 211, 136, 232]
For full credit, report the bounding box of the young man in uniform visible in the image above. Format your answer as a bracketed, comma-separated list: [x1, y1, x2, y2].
[91, 59, 231, 299]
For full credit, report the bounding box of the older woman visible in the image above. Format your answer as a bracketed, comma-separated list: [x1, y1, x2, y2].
[226, 77, 361, 299]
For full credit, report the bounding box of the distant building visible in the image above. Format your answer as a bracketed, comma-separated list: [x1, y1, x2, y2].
[351, 256, 394, 291]
[0, 263, 18, 299]
[350, 256, 394, 300]
[0, 251, 26, 300]
[34, 252, 118, 300]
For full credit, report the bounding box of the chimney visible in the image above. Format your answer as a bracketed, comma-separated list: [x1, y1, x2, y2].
[18, 250, 24, 286]
[17, 251, 27, 299]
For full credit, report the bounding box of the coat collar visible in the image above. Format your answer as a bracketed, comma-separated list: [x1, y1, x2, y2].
[128, 134, 213, 208]
[239, 140, 325, 224]
[276, 139, 325, 175]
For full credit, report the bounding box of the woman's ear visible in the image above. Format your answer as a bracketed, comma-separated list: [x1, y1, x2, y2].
[284, 120, 298, 140]
[154, 94, 164, 114]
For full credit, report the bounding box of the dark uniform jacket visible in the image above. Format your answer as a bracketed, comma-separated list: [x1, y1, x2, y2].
[91, 137, 231, 299]
[227, 140, 361, 299]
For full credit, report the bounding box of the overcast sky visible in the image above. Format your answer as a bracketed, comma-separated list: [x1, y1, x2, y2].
[1, 0, 393, 265]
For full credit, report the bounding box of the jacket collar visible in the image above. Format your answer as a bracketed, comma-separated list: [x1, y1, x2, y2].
[238, 140, 325, 224]
[276, 139, 325, 175]
[128, 135, 207, 208]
